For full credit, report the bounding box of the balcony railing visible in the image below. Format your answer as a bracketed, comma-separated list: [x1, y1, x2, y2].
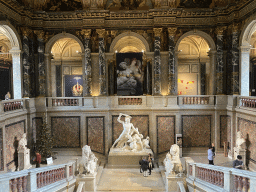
[239, 96, 256, 108]
[2, 99, 24, 112]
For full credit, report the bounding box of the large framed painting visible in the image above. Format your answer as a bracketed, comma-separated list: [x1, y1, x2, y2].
[116, 52, 143, 96]
[65, 75, 83, 97]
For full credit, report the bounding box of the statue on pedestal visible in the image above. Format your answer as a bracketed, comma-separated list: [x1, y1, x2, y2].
[79, 145, 98, 175]
[163, 144, 182, 175]
[236, 131, 245, 150]
[18, 134, 31, 170]
[111, 113, 150, 152]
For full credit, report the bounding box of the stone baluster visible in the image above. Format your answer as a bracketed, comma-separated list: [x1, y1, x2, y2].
[21, 27, 32, 98]
[34, 30, 46, 96]
[81, 29, 92, 96]
[230, 24, 240, 95]
[168, 27, 177, 95]
[96, 29, 107, 96]
[215, 26, 227, 95]
[153, 28, 162, 95]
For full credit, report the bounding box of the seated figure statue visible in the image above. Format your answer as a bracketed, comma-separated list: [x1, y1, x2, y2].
[163, 144, 182, 175]
[79, 145, 98, 175]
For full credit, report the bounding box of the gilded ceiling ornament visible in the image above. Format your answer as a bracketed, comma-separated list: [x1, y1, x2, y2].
[81, 29, 92, 39]
[232, 23, 239, 33]
[21, 27, 32, 37]
[215, 26, 227, 36]
[168, 27, 177, 37]
[111, 30, 118, 37]
[153, 28, 162, 37]
[96, 29, 106, 38]
[34, 30, 45, 40]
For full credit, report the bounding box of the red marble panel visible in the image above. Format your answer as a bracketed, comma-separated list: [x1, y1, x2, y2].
[220, 115, 231, 148]
[112, 115, 149, 144]
[182, 115, 211, 147]
[5, 121, 25, 169]
[238, 118, 256, 161]
[157, 116, 175, 154]
[87, 117, 104, 154]
[51, 117, 80, 148]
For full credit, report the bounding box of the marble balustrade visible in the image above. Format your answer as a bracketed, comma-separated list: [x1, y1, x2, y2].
[187, 163, 256, 192]
[2, 99, 25, 112]
[239, 96, 256, 108]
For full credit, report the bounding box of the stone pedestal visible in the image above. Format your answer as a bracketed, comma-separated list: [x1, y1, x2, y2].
[108, 148, 153, 168]
[234, 147, 247, 169]
[76, 173, 96, 192]
[18, 148, 32, 170]
[165, 173, 185, 192]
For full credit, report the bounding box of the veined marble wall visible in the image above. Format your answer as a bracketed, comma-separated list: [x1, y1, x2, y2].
[182, 115, 211, 147]
[51, 117, 80, 148]
[5, 121, 25, 169]
[32, 117, 43, 144]
[220, 115, 230, 148]
[157, 116, 175, 154]
[238, 118, 256, 161]
[87, 117, 105, 154]
[112, 115, 149, 144]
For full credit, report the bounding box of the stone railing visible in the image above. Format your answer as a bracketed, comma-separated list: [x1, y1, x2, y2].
[239, 96, 256, 108]
[2, 99, 25, 112]
[179, 96, 214, 105]
[49, 98, 81, 107]
[0, 161, 76, 192]
[187, 163, 256, 192]
[118, 97, 142, 105]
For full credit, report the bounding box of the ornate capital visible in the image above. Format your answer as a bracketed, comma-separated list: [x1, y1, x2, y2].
[232, 23, 240, 33]
[21, 27, 32, 37]
[168, 27, 177, 37]
[34, 30, 45, 40]
[153, 28, 162, 37]
[215, 26, 227, 36]
[240, 45, 251, 53]
[81, 29, 91, 39]
[96, 29, 106, 38]
[111, 30, 118, 37]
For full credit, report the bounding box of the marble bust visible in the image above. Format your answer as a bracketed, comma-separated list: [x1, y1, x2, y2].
[164, 144, 182, 175]
[18, 133, 31, 170]
[18, 133, 28, 151]
[79, 145, 98, 175]
[111, 113, 150, 152]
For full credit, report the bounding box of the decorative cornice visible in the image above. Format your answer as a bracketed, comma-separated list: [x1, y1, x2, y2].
[215, 26, 227, 36]
[81, 29, 91, 39]
[168, 27, 177, 37]
[153, 28, 162, 37]
[96, 29, 105, 38]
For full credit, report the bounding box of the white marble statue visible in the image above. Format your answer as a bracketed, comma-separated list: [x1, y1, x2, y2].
[18, 133, 31, 170]
[79, 145, 98, 175]
[18, 134, 27, 151]
[164, 144, 182, 175]
[111, 113, 150, 152]
[236, 131, 245, 149]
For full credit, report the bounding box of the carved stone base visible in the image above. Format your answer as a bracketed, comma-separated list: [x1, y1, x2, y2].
[18, 148, 32, 170]
[76, 173, 97, 192]
[165, 174, 185, 192]
[108, 148, 153, 168]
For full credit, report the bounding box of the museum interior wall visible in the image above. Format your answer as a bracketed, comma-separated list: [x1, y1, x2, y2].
[0, 0, 256, 173]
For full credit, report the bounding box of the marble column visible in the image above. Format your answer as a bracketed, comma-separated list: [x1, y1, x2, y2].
[167, 27, 177, 95]
[45, 53, 52, 97]
[208, 50, 217, 95]
[81, 29, 92, 96]
[146, 58, 152, 95]
[108, 59, 115, 95]
[230, 24, 240, 95]
[21, 27, 31, 98]
[200, 63, 206, 95]
[34, 30, 46, 96]
[240, 46, 251, 96]
[153, 28, 162, 95]
[96, 29, 107, 96]
[9, 49, 22, 99]
[215, 26, 227, 95]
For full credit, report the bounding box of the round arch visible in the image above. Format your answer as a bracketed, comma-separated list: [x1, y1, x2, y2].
[175, 30, 216, 52]
[110, 32, 150, 53]
[239, 16, 256, 96]
[0, 21, 22, 99]
[45, 32, 85, 54]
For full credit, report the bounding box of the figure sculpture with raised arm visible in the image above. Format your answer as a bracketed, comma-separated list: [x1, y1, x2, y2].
[111, 113, 150, 152]
[164, 144, 182, 175]
[79, 145, 98, 175]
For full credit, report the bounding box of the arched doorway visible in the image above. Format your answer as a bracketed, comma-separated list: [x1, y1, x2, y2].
[0, 22, 22, 99]
[240, 19, 256, 96]
[175, 31, 216, 95]
[45, 33, 84, 97]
